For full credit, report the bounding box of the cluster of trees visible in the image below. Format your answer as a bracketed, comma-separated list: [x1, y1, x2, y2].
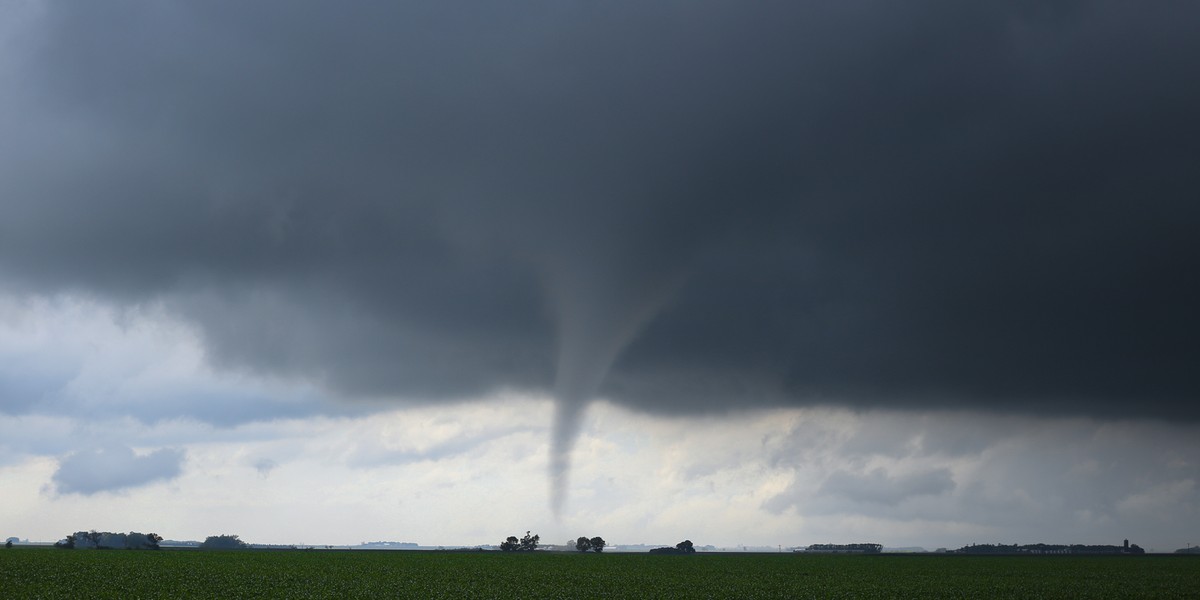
[200, 535, 249, 550]
[573, 536, 606, 553]
[649, 540, 696, 555]
[804, 543, 883, 554]
[499, 531, 540, 552]
[54, 531, 162, 550]
[955, 542, 1144, 555]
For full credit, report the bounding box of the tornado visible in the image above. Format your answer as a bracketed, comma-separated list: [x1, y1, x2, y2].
[545, 263, 685, 516]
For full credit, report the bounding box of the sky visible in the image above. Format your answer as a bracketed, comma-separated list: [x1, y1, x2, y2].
[1, 1, 1198, 551]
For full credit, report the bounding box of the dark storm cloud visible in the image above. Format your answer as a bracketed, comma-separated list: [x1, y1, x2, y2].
[1, 1, 1198, 425]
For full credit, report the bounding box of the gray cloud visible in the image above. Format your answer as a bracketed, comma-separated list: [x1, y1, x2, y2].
[51, 445, 184, 495]
[2, 2, 1199, 506]
[819, 467, 956, 505]
[347, 424, 537, 468]
[0, 295, 344, 427]
[760, 412, 1200, 547]
[252, 458, 278, 478]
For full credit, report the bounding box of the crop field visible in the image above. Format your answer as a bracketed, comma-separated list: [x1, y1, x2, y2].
[2, 547, 1197, 599]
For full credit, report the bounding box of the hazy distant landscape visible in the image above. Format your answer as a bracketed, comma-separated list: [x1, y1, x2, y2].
[15, 531, 1195, 556]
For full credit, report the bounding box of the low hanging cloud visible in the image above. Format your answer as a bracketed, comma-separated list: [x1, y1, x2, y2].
[757, 411, 1200, 546]
[51, 445, 184, 495]
[2, 2, 1198, 509]
[818, 467, 957, 506]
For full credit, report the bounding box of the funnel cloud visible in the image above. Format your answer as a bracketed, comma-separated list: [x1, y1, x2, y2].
[2, 2, 1199, 512]
[546, 254, 686, 514]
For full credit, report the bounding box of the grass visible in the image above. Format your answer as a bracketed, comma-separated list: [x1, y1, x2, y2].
[2, 547, 1197, 599]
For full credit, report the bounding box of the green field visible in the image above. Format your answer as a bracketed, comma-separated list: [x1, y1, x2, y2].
[2, 547, 1196, 599]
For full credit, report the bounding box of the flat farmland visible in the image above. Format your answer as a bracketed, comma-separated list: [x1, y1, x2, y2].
[2, 547, 1196, 599]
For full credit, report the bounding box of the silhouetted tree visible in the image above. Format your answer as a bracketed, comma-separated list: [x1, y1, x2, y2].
[499, 531, 540, 552]
[200, 534, 248, 549]
[575, 537, 592, 552]
[4, 540, 11, 549]
[54, 531, 161, 550]
[589, 537, 606, 553]
[61, 531, 100, 549]
[124, 532, 163, 550]
[649, 540, 697, 555]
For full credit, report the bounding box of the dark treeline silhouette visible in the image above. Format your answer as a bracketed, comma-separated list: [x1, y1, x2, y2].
[54, 531, 162, 550]
[200, 534, 249, 549]
[573, 536, 606, 553]
[955, 540, 1144, 555]
[804, 543, 882, 554]
[500, 531, 539, 552]
[649, 540, 696, 555]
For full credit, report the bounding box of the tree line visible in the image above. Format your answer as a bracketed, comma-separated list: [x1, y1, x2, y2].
[649, 540, 696, 555]
[54, 531, 162, 550]
[199, 534, 249, 549]
[47, 529, 695, 554]
[954, 541, 1145, 555]
[52, 531, 254, 550]
[499, 531, 540, 551]
[498, 532, 697, 554]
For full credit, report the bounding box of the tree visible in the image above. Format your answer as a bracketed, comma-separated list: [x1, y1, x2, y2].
[125, 532, 163, 550]
[499, 531, 539, 552]
[4, 540, 11, 549]
[60, 531, 100, 549]
[55, 531, 161, 550]
[97, 532, 128, 549]
[650, 540, 697, 555]
[589, 537, 606, 553]
[575, 537, 592, 552]
[200, 534, 248, 550]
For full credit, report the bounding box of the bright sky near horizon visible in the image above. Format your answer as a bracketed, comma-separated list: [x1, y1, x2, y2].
[1, 2, 1197, 552]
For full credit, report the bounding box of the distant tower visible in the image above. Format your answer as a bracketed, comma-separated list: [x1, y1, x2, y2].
[1124, 539, 1129, 550]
